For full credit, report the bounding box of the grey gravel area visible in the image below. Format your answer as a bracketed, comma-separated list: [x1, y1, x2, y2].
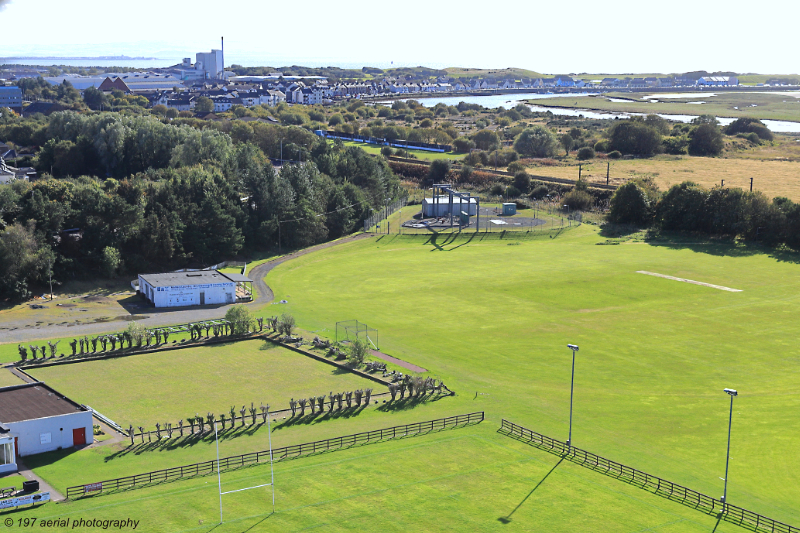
[1, 234, 373, 343]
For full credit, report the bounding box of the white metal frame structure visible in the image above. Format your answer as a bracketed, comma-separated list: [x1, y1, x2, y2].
[214, 412, 275, 524]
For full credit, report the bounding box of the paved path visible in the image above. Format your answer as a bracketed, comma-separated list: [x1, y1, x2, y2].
[15, 458, 65, 501]
[2, 234, 374, 343]
[369, 349, 428, 373]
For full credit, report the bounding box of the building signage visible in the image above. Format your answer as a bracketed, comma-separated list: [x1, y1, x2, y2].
[39, 433, 51, 445]
[156, 282, 232, 291]
[0, 491, 51, 509]
[83, 482, 102, 494]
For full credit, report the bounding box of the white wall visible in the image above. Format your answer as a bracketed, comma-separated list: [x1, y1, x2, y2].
[423, 197, 477, 217]
[5, 411, 93, 457]
[138, 276, 235, 307]
[0, 435, 16, 474]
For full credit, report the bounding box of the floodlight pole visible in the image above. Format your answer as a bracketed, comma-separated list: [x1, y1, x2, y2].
[566, 344, 579, 448]
[267, 408, 275, 513]
[721, 388, 738, 511]
[215, 422, 223, 524]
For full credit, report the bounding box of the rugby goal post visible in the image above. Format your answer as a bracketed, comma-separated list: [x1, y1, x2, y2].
[214, 412, 275, 524]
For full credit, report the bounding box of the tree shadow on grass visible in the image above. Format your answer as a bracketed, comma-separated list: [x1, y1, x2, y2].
[375, 392, 450, 412]
[271, 405, 369, 432]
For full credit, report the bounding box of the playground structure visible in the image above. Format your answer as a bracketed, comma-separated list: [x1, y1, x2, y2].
[336, 320, 379, 350]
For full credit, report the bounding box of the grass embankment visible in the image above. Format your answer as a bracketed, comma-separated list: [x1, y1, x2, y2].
[26, 340, 377, 428]
[527, 155, 800, 200]
[9, 424, 747, 532]
[530, 92, 800, 122]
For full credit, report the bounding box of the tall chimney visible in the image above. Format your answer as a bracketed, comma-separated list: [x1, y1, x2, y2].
[221, 36, 224, 80]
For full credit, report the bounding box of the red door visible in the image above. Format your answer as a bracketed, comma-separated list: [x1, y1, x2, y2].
[72, 427, 86, 446]
[14, 437, 19, 458]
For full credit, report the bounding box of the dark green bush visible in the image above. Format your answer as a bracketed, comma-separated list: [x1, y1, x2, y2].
[530, 185, 549, 199]
[577, 147, 595, 160]
[512, 171, 531, 192]
[563, 189, 593, 210]
[608, 150, 622, 159]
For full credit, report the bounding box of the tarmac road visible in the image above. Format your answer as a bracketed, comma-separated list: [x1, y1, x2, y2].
[1, 234, 373, 344]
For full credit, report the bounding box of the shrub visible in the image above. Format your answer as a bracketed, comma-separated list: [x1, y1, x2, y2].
[506, 185, 521, 198]
[530, 185, 549, 199]
[507, 161, 526, 174]
[577, 147, 595, 160]
[608, 182, 652, 225]
[688, 123, 724, 156]
[662, 136, 688, 155]
[328, 114, 344, 126]
[490, 184, 504, 196]
[607, 150, 622, 159]
[347, 338, 369, 366]
[453, 137, 475, 153]
[608, 121, 662, 156]
[419, 118, 433, 128]
[225, 306, 253, 335]
[380, 146, 393, 157]
[514, 125, 559, 158]
[472, 129, 500, 151]
[594, 140, 610, 153]
[427, 159, 451, 183]
[724, 117, 774, 141]
[512, 171, 531, 192]
[563, 189, 593, 210]
[277, 313, 296, 337]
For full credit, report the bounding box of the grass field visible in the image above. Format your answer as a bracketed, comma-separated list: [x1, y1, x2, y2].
[338, 140, 464, 161]
[3, 226, 800, 531]
[0, 367, 24, 387]
[6, 424, 751, 532]
[530, 92, 800, 122]
[528, 155, 800, 199]
[262, 227, 800, 525]
[26, 340, 378, 428]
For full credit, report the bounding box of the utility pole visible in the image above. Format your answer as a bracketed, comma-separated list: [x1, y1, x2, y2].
[750, 177, 753, 192]
[607, 162, 610, 186]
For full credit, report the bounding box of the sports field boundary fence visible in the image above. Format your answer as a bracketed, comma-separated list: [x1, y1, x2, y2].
[499, 419, 798, 533]
[364, 197, 407, 232]
[65, 412, 484, 500]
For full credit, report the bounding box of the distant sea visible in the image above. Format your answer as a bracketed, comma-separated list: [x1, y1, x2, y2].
[0, 56, 448, 70]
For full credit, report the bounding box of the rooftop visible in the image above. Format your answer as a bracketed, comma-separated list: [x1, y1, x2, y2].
[138, 270, 249, 287]
[0, 383, 88, 424]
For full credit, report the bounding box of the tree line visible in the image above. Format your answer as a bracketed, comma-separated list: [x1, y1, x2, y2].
[0, 112, 400, 301]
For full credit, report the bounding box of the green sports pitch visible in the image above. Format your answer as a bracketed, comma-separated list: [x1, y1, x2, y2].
[4, 224, 799, 531]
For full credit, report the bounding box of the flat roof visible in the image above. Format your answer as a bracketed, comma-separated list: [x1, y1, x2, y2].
[0, 383, 88, 424]
[139, 270, 234, 288]
[222, 273, 253, 283]
[423, 196, 477, 204]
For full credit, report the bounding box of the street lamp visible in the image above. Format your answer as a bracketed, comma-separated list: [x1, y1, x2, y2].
[721, 388, 738, 509]
[566, 344, 579, 447]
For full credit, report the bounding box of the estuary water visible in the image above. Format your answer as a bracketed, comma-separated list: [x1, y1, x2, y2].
[397, 92, 800, 133]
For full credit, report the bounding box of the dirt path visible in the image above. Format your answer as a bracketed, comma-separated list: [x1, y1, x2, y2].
[1, 234, 374, 343]
[369, 349, 428, 373]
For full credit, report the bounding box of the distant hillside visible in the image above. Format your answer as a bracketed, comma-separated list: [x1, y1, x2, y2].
[445, 67, 541, 79]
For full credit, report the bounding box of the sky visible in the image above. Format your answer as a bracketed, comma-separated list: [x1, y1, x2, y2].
[0, 0, 797, 74]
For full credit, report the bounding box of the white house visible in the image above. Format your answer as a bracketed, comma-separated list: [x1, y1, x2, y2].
[136, 270, 252, 308]
[0, 383, 94, 468]
[697, 76, 739, 86]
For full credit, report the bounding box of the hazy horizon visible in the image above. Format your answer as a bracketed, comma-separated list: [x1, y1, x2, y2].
[1, 0, 798, 74]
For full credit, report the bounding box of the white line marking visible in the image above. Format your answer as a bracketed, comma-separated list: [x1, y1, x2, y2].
[636, 271, 742, 292]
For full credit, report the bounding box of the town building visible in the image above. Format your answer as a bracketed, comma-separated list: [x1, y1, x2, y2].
[0, 382, 94, 469]
[135, 270, 253, 308]
[0, 86, 23, 113]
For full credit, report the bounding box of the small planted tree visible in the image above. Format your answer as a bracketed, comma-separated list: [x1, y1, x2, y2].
[336, 393, 344, 410]
[240, 406, 246, 426]
[289, 399, 297, 417]
[207, 413, 215, 430]
[48, 340, 60, 358]
[347, 338, 369, 367]
[249, 403, 257, 425]
[101, 336, 108, 351]
[155, 423, 162, 439]
[230, 406, 237, 426]
[70, 339, 77, 356]
[317, 396, 325, 413]
[277, 314, 296, 337]
[196, 414, 204, 433]
[389, 383, 398, 401]
[399, 383, 406, 399]
[178, 420, 184, 436]
[128, 425, 135, 446]
[308, 397, 316, 415]
[166, 423, 173, 438]
[365, 388, 373, 405]
[354, 389, 363, 407]
[328, 392, 336, 412]
[220, 413, 227, 429]
[226, 305, 253, 335]
[18, 345, 27, 361]
[345, 391, 353, 408]
[298, 398, 307, 416]
[138, 427, 145, 443]
[260, 403, 269, 423]
[90, 337, 98, 352]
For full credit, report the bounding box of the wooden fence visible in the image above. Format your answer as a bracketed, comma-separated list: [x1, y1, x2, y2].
[500, 419, 798, 533]
[65, 412, 484, 500]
